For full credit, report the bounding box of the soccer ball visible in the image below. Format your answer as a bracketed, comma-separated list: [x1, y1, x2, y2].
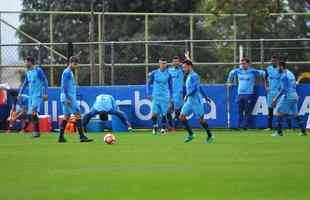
[103, 133, 116, 144]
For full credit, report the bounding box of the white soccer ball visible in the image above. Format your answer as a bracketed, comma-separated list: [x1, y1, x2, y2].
[103, 133, 116, 144]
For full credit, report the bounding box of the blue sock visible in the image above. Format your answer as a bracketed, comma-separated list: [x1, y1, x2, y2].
[277, 116, 283, 135]
[182, 119, 194, 136]
[295, 116, 305, 133]
[201, 121, 212, 138]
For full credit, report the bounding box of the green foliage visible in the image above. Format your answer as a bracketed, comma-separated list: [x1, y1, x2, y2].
[18, 0, 309, 85]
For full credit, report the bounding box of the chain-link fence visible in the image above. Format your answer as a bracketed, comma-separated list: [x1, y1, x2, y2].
[0, 38, 309, 87]
[0, 11, 309, 86]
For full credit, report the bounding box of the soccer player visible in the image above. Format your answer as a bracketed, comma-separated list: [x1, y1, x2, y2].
[272, 60, 307, 136]
[179, 60, 214, 143]
[265, 55, 292, 130]
[19, 56, 48, 138]
[7, 90, 29, 132]
[83, 94, 133, 131]
[147, 58, 173, 135]
[227, 57, 265, 129]
[58, 56, 93, 143]
[167, 56, 184, 130]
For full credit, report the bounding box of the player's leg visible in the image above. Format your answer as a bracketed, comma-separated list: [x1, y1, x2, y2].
[266, 93, 274, 130]
[59, 113, 69, 143]
[237, 95, 245, 129]
[180, 101, 195, 142]
[151, 100, 159, 134]
[273, 96, 286, 136]
[82, 108, 99, 132]
[244, 95, 255, 130]
[159, 101, 169, 135]
[29, 97, 42, 138]
[109, 110, 133, 131]
[167, 103, 174, 129]
[289, 101, 306, 136]
[195, 101, 214, 143]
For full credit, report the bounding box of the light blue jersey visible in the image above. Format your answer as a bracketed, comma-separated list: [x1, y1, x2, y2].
[266, 64, 281, 93]
[92, 94, 117, 112]
[60, 67, 79, 115]
[279, 70, 298, 100]
[275, 69, 298, 114]
[19, 66, 48, 113]
[167, 65, 184, 109]
[60, 67, 77, 102]
[181, 70, 205, 117]
[265, 64, 281, 107]
[227, 67, 265, 95]
[147, 68, 172, 101]
[147, 68, 173, 116]
[20, 66, 48, 97]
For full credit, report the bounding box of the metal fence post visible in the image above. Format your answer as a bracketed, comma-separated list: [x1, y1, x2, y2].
[145, 14, 149, 82]
[233, 15, 237, 63]
[185, 40, 189, 58]
[189, 15, 194, 61]
[49, 13, 54, 86]
[98, 14, 103, 85]
[260, 38, 264, 66]
[38, 45, 42, 65]
[110, 42, 115, 85]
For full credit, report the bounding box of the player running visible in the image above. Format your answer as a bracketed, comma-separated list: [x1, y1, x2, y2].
[265, 55, 291, 130]
[227, 57, 265, 129]
[167, 56, 184, 130]
[7, 90, 29, 132]
[272, 60, 307, 136]
[19, 56, 48, 138]
[83, 94, 133, 132]
[58, 56, 93, 143]
[180, 60, 214, 143]
[147, 58, 173, 135]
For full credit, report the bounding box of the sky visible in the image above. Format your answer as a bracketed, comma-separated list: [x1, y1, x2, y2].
[0, 0, 22, 64]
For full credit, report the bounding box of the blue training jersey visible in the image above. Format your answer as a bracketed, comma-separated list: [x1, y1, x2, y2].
[19, 66, 48, 97]
[93, 94, 116, 112]
[227, 67, 265, 95]
[60, 67, 77, 102]
[265, 64, 281, 94]
[185, 70, 203, 102]
[277, 70, 298, 100]
[147, 68, 173, 101]
[167, 65, 184, 100]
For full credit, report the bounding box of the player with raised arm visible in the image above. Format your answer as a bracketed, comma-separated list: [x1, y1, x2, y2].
[167, 56, 184, 130]
[180, 60, 214, 143]
[147, 58, 173, 135]
[58, 56, 93, 143]
[272, 60, 307, 136]
[227, 57, 265, 130]
[83, 94, 133, 132]
[19, 57, 48, 138]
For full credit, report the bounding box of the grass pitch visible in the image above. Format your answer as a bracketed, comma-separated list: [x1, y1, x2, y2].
[0, 130, 309, 200]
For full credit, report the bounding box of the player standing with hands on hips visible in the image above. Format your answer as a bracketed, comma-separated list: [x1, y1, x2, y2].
[19, 56, 48, 138]
[58, 56, 93, 143]
[227, 58, 265, 130]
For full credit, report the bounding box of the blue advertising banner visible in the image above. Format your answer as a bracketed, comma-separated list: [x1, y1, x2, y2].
[3, 84, 308, 130]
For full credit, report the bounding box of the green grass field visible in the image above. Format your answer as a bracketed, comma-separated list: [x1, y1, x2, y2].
[0, 130, 309, 200]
